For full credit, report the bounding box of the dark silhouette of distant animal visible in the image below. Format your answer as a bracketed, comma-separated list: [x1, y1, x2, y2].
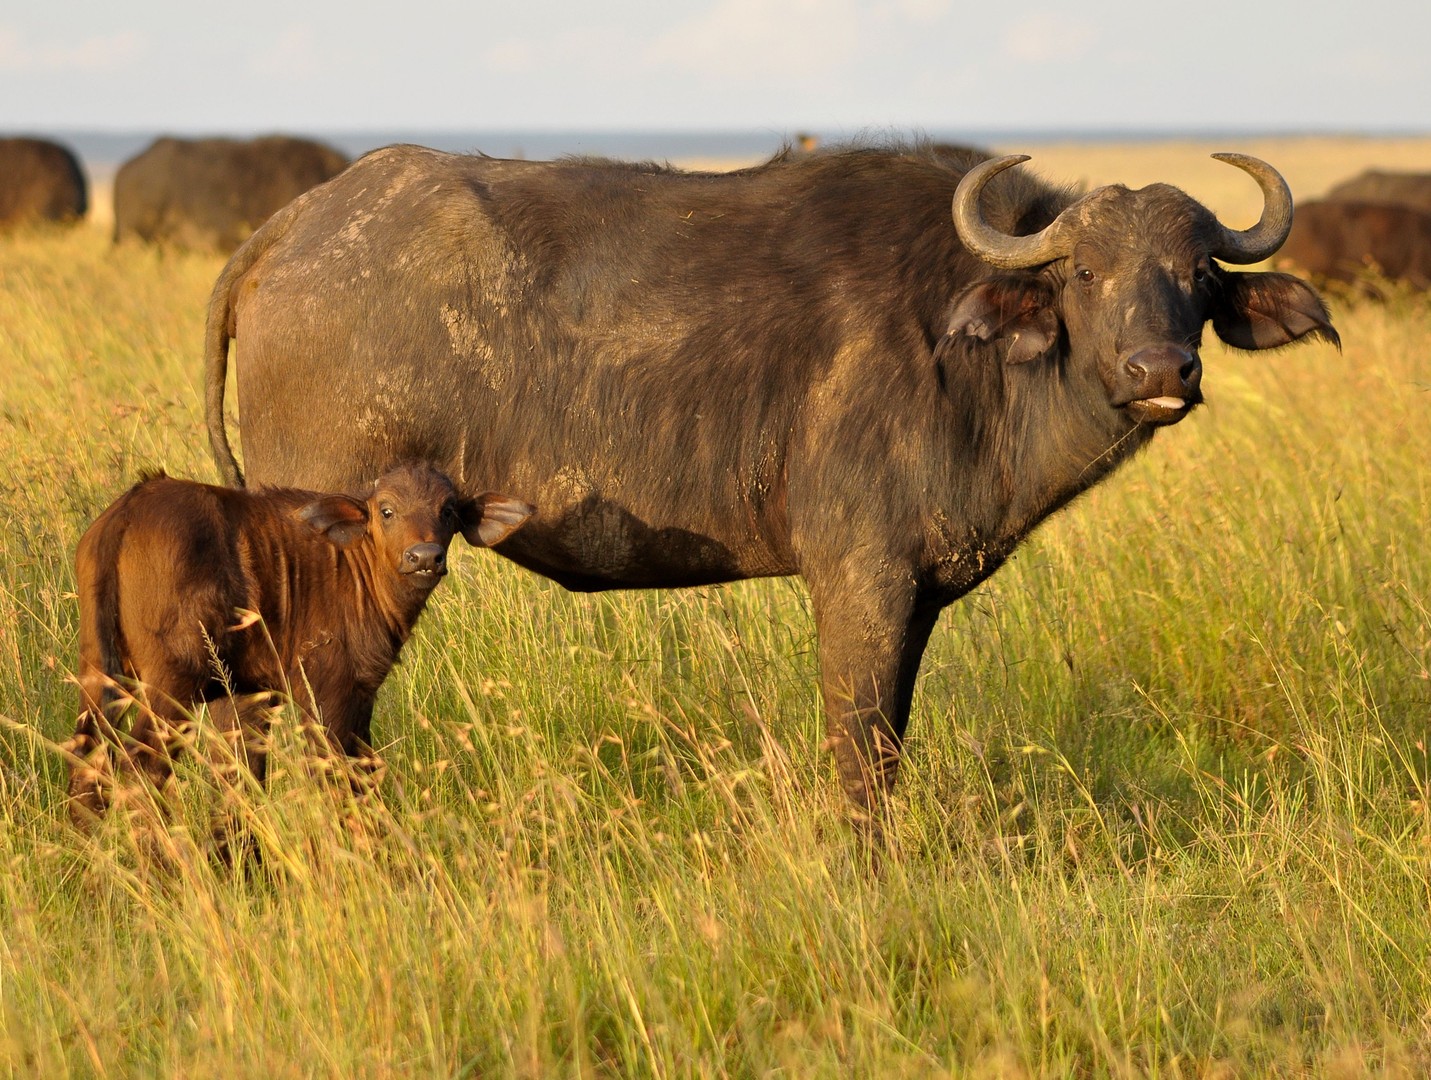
[1279, 199, 1431, 290]
[203, 142, 1337, 818]
[112, 135, 348, 251]
[1325, 169, 1431, 213]
[67, 461, 532, 824]
[0, 137, 87, 228]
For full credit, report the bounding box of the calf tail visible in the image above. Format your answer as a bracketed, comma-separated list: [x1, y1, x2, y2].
[77, 497, 133, 724]
[69, 498, 134, 823]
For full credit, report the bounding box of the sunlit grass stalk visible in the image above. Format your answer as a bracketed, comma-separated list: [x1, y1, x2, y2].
[2, 215, 1430, 1075]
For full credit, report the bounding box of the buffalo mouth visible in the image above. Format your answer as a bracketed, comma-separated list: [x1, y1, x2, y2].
[401, 566, 448, 587]
[1124, 395, 1196, 425]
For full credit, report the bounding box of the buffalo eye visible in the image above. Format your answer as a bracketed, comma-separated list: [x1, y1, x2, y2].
[380, 505, 395, 520]
[1192, 260, 1212, 286]
[1075, 267, 1096, 286]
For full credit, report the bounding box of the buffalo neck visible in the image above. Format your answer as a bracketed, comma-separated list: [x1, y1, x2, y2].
[930, 335, 1157, 557]
[331, 542, 431, 654]
[247, 528, 430, 690]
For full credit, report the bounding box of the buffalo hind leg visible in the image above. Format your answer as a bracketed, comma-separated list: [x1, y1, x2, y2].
[67, 706, 118, 829]
[67, 651, 130, 826]
[109, 659, 208, 819]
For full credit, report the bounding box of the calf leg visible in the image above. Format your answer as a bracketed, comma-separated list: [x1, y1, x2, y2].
[109, 660, 209, 815]
[67, 700, 117, 828]
[207, 691, 283, 788]
[207, 691, 283, 865]
[68, 662, 136, 826]
[326, 698, 385, 799]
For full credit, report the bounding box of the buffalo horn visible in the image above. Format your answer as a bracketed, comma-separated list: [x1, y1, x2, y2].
[951, 156, 1068, 269]
[1208, 153, 1295, 264]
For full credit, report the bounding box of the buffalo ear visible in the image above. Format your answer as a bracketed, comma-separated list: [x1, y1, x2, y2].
[1212, 271, 1341, 351]
[458, 493, 535, 548]
[298, 495, 370, 548]
[938, 277, 1060, 365]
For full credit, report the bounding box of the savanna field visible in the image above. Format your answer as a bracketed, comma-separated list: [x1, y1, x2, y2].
[1, 139, 1430, 1077]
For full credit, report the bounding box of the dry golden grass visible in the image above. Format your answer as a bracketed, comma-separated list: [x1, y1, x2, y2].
[4, 138, 1430, 1077]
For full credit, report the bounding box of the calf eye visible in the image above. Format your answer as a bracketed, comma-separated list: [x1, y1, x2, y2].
[380, 506, 395, 520]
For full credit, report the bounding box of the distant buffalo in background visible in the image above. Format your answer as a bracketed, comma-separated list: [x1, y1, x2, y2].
[1279, 199, 1431, 290]
[0, 137, 87, 229]
[1324, 169, 1431, 213]
[113, 135, 349, 251]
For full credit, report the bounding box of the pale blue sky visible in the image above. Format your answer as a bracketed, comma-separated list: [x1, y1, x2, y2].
[3, 0, 1427, 135]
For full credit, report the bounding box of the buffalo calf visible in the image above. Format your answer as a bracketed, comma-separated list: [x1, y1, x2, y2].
[67, 461, 533, 824]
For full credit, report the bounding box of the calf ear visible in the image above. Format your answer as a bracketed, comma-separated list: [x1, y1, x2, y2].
[938, 277, 1061, 365]
[458, 493, 535, 548]
[298, 495, 370, 547]
[1212, 271, 1341, 351]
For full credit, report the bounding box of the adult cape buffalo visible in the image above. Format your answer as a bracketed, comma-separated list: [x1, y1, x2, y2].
[1324, 169, 1431, 213]
[205, 143, 1338, 816]
[0, 137, 87, 229]
[1279, 199, 1431, 290]
[114, 135, 348, 251]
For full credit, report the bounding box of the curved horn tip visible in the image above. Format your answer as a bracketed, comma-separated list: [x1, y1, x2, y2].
[959, 155, 1033, 184]
[1208, 151, 1290, 188]
[1206, 152, 1294, 264]
[952, 154, 1069, 270]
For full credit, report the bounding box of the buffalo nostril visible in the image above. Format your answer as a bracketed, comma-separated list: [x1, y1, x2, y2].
[1125, 347, 1198, 388]
[403, 542, 446, 573]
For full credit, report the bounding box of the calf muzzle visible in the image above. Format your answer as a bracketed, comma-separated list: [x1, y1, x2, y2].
[401, 543, 447, 582]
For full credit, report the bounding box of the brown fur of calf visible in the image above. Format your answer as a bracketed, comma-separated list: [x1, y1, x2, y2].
[68, 460, 533, 824]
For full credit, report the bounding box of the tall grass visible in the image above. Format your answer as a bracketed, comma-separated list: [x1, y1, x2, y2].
[1, 201, 1429, 1077]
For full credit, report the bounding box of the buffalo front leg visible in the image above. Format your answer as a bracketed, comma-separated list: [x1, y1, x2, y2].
[301, 692, 384, 799]
[809, 573, 942, 818]
[207, 691, 283, 789]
